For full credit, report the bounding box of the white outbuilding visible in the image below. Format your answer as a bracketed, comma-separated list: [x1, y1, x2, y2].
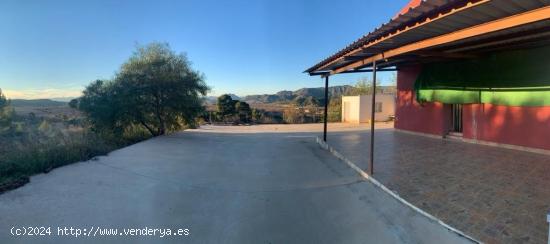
[341, 94, 395, 123]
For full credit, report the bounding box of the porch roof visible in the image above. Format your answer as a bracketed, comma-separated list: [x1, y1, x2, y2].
[306, 0, 550, 76]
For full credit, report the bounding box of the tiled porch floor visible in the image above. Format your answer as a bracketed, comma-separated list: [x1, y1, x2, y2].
[327, 129, 550, 244]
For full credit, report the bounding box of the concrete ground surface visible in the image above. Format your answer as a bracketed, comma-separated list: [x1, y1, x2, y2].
[0, 124, 471, 244]
[326, 129, 550, 244]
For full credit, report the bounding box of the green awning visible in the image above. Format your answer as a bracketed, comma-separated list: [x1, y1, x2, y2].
[415, 46, 550, 106]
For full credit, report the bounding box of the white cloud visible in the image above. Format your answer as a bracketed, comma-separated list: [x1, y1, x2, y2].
[2, 88, 83, 99]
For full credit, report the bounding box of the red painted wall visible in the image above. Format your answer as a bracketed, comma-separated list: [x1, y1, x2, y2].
[395, 65, 451, 136]
[396, 64, 550, 150]
[463, 104, 550, 151]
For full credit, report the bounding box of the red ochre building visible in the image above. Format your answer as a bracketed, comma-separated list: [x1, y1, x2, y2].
[307, 0, 550, 152]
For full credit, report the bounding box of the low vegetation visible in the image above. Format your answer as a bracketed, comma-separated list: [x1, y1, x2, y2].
[0, 42, 209, 193]
[0, 89, 113, 192]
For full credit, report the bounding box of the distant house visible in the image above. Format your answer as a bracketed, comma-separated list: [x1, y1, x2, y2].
[341, 95, 395, 123]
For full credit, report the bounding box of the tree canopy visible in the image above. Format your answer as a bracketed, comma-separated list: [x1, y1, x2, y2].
[0, 89, 14, 131]
[77, 42, 209, 137]
[235, 101, 251, 123]
[0, 89, 7, 109]
[217, 94, 237, 118]
[215, 95, 252, 123]
[350, 78, 373, 95]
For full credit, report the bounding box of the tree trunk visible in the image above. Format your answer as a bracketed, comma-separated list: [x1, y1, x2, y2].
[139, 120, 157, 136]
[153, 91, 166, 135]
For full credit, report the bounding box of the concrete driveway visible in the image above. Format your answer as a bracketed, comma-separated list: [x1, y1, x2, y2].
[0, 126, 471, 243]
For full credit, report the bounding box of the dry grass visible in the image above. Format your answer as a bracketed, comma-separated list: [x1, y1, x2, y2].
[13, 106, 80, 119]
[0, 106, 149, 194]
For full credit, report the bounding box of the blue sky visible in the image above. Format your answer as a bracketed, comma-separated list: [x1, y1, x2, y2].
[0, 0, 407, 99]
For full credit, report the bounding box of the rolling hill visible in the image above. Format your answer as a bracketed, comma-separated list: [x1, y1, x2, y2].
[10, 99, 67, 107]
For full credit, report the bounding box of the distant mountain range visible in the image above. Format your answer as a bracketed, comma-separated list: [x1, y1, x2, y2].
[206, 85, 396, 104]
[49, 97, 77, 102]
[10, 99, 67, 107]
[241, 86, 353, 104]
[247, 85, 368, 103]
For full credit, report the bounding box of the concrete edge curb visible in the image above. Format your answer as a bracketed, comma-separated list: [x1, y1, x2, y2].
[395, 128, 550, 156]
[315, 137, 482, 244]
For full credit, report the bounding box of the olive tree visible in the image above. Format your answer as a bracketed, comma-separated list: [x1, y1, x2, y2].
[235, 101, 251, 123]
[217, 95, 236, 117]
[78, 43, 209, 137]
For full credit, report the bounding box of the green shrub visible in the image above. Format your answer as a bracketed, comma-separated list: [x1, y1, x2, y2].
[0, 124, 151, 194]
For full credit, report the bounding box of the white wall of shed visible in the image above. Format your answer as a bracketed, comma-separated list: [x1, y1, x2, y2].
[342, 95, 395, 123]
